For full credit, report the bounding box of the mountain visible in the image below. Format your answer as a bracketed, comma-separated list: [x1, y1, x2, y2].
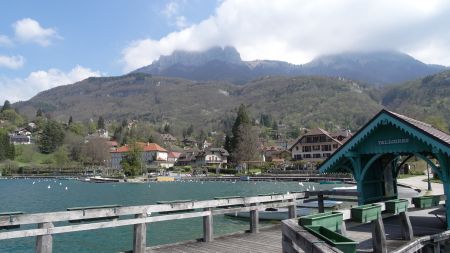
[380, 69, 450, 130]
[133, 47, 446, 85]
[15, 73, 382, 132]
[303, 51, 446, 85]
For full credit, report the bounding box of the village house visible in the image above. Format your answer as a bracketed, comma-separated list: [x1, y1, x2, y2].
[289, 128, 352, 161]
[195, 148, 229, 168]
[9, 134, 32, 145]
[263, 146, 291, 163]
[110, 142, 169, 169]
[160, 133, 177, 144]
[175, 148, 199, 166]
[165, 151, 182, 167]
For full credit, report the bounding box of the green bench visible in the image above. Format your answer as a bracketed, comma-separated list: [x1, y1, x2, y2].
[0, 212, 23, 230]
[412, 195, 441, 208]
[299, 211, 343, 232]
[351, 204, 381, 223]
[385, 199, 409, 214]
[66, 205, 120, 223]
[304, 225, 357, 253]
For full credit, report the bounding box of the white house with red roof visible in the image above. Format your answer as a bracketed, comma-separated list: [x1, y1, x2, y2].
[110, 142, 169, 169]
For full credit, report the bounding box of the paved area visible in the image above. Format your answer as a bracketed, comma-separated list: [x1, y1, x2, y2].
[150, 225, 282, 253]
[398, 175, 444, 195]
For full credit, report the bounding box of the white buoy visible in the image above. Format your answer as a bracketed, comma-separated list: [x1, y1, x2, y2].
[59, 182, 62, 186]
[47, 185, 51, 189]
[65, 186, 68, 190]
[32, 181, 35, 185]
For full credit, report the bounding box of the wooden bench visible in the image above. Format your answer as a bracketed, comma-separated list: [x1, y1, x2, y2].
[0, 212, 23, 230]
[67, 205, 120, 223]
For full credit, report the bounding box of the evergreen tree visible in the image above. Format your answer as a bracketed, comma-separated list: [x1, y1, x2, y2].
[224, 135, 232, 153]
[1, 100, 11, 112]
[97, 116, 105, 129]
[68, 116, 73, 125]
[231, 104, 250, 154]
[121, 142, 142, 177]
[38, 120, 65, 154]
[36, 108, 43, 117]
[0, 129, 15, 161]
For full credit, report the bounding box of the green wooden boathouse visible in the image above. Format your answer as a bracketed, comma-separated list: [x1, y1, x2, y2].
[319, 109, 450, 228]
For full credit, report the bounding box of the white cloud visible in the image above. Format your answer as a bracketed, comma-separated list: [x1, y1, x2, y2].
[0, 35, 13, 47]
[121, 0, 450, 72]
[0, 55, 25, 69]
[175, 16, 188, 29]
[162, 1, 180, 17]
[13, 18, 61, 46]
[0, 65, 101, 102]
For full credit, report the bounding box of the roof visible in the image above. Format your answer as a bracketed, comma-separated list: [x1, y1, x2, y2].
[111, 142, 168, 153]
[168, 151, 182, 159]
[288, 128, 342, 151]
[319, 109, 450, 173]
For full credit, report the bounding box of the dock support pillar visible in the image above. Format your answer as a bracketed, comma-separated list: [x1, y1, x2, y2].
[339, 220, 347, 236]
[318, 194, 325, 213]
[36, 222, 54, 253]
[372, 216, 387, 253]
[399, 211, 413, 241]
[287, 199, 296, 219]
[250, 204, 259, 233]
[203, 207, 213, 242]
[133, 213, 147, 253]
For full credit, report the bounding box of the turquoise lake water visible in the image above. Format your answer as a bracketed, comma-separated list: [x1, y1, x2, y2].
[0, 179, 348, 252]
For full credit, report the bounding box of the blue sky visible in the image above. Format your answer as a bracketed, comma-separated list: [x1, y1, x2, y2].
[1, 0, 450, 102]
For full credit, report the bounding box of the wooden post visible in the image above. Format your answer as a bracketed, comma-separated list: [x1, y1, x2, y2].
[287, 199, 296, 219]
[250, 204, 259, 233]
[399, 211, 413, 241]
[372, 216, 387, 253]
[203, 207, 213, 242]
[133, 213, 147, 253]
[36, 222, 54, 253]
[318, 193, 324, 213]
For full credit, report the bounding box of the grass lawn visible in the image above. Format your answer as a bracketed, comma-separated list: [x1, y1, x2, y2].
[422, 178, 442, 184]
[398, 174, 424, 179]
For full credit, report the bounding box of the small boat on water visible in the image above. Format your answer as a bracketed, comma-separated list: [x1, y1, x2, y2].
[84, 176, 121, 183]
[319, 180, 343, 184]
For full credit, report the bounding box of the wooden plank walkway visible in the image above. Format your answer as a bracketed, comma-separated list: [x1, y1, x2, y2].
[150, 225, 282, 253]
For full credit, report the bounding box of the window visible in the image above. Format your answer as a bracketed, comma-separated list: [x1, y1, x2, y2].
[294, 154, 302, 160]
[313, 154, 321, 158]
[323, 153, 331, 158]
[332, 144, 338, 149]
[306, 137, 313, 143]
[302, 146, 311, 152]
[313, 145, 320, 151]
[319, 135, 326, 142]
[321, 145, 331, 151]
[295, 146, 299, 151]
[303, 154, 311, 158]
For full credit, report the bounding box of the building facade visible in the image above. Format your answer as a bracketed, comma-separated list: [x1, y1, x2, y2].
[110, 142, 169, 170]
[289, 128, 351, 161]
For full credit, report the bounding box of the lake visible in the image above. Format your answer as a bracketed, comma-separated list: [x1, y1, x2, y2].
[0, 179, 348, 252]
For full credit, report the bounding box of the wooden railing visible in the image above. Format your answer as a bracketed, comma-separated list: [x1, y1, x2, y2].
[0, 192, 306, 253]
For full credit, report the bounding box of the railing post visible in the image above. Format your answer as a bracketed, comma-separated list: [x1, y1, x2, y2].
[36, 222, 53, 253]
[203, 207, 213, 242]
[318, 193, 324, 213]
[372, 215, 387, 253]
[399, 211, 413, 241]
[250, 203, 259, 233]
[288, 199, 296, 219]
[133, 213, 147, 253]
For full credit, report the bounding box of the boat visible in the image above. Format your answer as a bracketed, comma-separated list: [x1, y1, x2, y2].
[240, 176, 250, 181]
[87, 176, 121, 183]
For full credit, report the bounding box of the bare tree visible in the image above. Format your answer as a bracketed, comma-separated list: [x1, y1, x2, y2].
[232, 125, 260, 163]
[84, 137, 110, 166]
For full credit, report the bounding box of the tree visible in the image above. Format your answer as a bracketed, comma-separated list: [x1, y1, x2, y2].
[163, 124, 171, 134]
[36, 109, 43, 117]
[38, 120, 65, 154]
[120, 142, 142, 177]
[68, 116, 73, 126]
[232, 124, 259, 163]
[0, 129, 15, 161]
[54, 146, 69, 167]
[84, 137, 110, 165]
[1, 100, 11, 112]
[97, 116, 105, 129]
[230, 104, 251, 156]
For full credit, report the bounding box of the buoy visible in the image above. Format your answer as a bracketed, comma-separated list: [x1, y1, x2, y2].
[47, 185, 51, 189]
[65, 186, 68, 190]
[32, 181, 35, 185]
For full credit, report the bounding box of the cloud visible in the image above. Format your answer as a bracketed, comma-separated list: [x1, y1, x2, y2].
[121, 0, 450, 72]
[162, 1, 180, 17]
[0, 65, 101, 102]
[13, 18, 61, 46]
[0, 35, 13, 47]
[0, 55, 25, 69]
[175, 16, 188, 29]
